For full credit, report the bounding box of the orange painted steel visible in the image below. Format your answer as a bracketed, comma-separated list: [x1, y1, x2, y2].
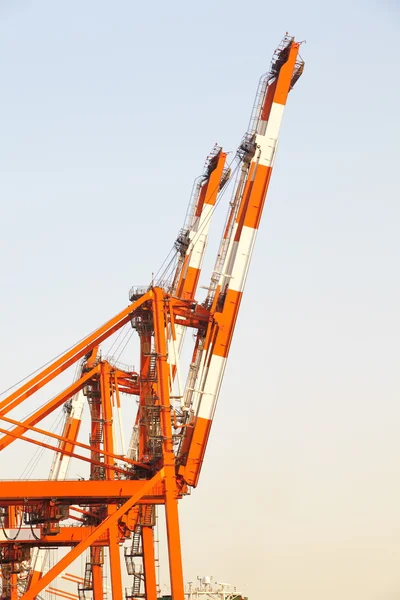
[0, 426, 133, 478]
[0, 293, 150, 417]
[20, 472, 162, 600]
[154, 288, 185, 600]
[46, 588, 79, 600]
[0, 479, 165, 503]
[0, 412, 143, 468]
[3, 506, 19, 600]
[0, 35, 304, 600]
[142, 526, 158, 600]
[62, 574, 84, 584]
[92, 562, 103, 600]
[108, 521, 123, 600]
[0, 365, 101, 452]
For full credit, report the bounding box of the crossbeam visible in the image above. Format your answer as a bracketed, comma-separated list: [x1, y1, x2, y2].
[0, 479, 166, 504]
[21, 471, 163, 600]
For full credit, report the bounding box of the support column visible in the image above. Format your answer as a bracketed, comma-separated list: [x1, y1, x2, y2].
[92, 564, 103, 600]
[21, 473, 162, 600]
[152, 288, 185, 600]
[91, 546, 103, 600]
[101, 361, 115, 470]
[6, 506, 19, 600]
[142, 526, 158, 600]
[139, 332, 152, 461]
[164, 469, 185, 600]
[108, 521, 123, 600]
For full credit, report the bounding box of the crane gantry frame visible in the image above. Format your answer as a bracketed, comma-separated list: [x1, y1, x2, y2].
[0, 34, 304, 600]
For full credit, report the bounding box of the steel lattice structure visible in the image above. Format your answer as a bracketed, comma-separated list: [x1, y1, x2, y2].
[0, 35, 304, 600]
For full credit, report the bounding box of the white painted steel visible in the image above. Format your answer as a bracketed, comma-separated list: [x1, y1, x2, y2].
[254, 102, 284, 168]
[197, 354, 226, 420]
[228, 226, 258, 293]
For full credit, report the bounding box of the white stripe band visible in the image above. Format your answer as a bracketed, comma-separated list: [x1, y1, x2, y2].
[228, 225, 257, 293]
[253, 102, 284, 168]
[197, 354, 226, 420]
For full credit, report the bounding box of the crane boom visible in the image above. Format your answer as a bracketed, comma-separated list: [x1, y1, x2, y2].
[167, 147, 228, 403]
[178, 35, 304, 487]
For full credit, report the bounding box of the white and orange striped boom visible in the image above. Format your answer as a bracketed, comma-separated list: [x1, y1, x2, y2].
[176, 34, 304, 486]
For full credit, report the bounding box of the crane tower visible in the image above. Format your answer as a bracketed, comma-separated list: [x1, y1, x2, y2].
[0, 34, 304, 600]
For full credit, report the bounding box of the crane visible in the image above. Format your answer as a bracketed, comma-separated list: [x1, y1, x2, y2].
[0, 34, 304, 600]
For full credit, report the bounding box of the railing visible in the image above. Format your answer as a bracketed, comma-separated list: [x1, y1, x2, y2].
[104, 356, 136, 373]
[129, 285, 150, 301]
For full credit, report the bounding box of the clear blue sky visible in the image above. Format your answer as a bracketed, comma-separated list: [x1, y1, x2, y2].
[0, 1, 399, 599]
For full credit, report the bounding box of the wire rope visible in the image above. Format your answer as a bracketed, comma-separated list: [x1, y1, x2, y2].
[0, 504, 24, 541]
[18, 411, 64, 480]
[102, 324, 128, 359]
[115, 331, 134, 363]
[153, 245, 179, 282]
[28, 520, 41, 542]
[110, 326, 132, 362]
[154, 154, 241, 287]
[0, 317, 121, 399]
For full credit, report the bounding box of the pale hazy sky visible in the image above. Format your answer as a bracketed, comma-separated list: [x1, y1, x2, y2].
[0, 1, 400, 599]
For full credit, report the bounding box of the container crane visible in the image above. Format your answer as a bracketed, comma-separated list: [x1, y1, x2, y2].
[0, 34, 304, 600]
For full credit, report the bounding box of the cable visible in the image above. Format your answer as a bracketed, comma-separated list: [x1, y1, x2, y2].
[103, 324, 128, 359]
[0, 319, 112, 399]
[0, 505, 24, 541]
[153, 244, 179, 282]
[155, 250, 179, 286]
[153, 153, 238, 286]
[188, 156, 240, 250]
[18, 411, 64, 480]
[110, 326, 132, 362]
[153, 153, 241, 289]
[115, 331, 134, 363]
[28, 519, 41, 542]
